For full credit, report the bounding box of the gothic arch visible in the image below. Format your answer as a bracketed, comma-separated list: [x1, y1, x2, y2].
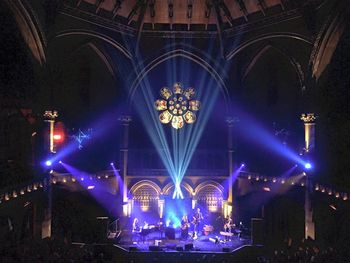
[310, 3, 349, 80]
[85, 42, 117, 80]
[4, 0, 46, 65]
[55, 30, 132, 59]
[128, 48, 230, 112]
[226, 32, 313, 61]
[242, 44, 305, 90]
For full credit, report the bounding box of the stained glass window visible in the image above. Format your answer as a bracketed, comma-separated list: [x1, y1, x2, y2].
[155, 83, 200, 129]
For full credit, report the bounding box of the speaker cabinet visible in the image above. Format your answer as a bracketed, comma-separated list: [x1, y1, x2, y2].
[149, 245, 162, 251]
[184, 243, 193, 251]
[176, 246, 184, 251]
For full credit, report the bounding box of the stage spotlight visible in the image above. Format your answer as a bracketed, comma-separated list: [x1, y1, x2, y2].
[59, 160, 62, 164]
[45, 160, 52, 167]
[110, 162, 114, 166]
[304, 162, 312, 169]
[87, 185, 95, 190]
[241, 163, 245, 167]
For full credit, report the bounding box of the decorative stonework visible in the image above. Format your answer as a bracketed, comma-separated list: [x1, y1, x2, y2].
[155, 83, 200, 129]
[301, 113, 317, 123]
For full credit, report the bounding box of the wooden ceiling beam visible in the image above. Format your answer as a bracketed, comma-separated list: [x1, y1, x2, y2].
[127, 0, 144, 25]
[187, 0, 193, 30]
[218, 0, 234, 26]
[149, 0, 155, 29]
[205, 0, 213, 30]
[112, 0, 123, 19]
[236, 0, 249, 21]
[76, 0, 83, 7]
[95, 0, 104, 14]
[136, 0, 149, 46]
[168, 0, 174, 30]
[213, 0, 225, 57]
[257, 0, 267, 16]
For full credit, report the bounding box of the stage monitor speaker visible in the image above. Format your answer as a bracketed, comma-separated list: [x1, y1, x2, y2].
[251, 218, 264, 245]
[176, 246, 183, 251]
[129, 246, 138, 252]
[222, 247, 231, 252]
[149, 245, 162, 251]
[184, 243, 193, 251]
[165, 227, 175, 239]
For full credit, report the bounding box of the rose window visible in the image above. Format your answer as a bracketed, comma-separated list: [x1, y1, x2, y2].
[155, 83, 200, 129]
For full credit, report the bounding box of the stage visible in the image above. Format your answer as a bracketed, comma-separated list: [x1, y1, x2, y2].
[117, 229, 250, 253]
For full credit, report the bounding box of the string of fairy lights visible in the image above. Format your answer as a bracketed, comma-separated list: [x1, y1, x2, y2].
[243, 173, 349, 201]
[0, 172, 348, 204]
[0, 171, 111, 204]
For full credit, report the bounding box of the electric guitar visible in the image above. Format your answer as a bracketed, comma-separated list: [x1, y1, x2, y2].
[181, 222, 190, 230]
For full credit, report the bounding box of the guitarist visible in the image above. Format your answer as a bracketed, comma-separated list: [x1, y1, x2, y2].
[180, 215, 190, 239]
[223, 214, 234, 241]
[192, 208, 203, 239]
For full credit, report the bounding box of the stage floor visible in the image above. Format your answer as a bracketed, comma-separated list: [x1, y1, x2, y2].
[118, 230, 250, 253]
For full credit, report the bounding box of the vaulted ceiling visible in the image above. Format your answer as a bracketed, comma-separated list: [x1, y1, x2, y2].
[72, 0, 305, 31]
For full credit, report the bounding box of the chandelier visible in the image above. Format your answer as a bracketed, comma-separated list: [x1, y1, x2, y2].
[155, 83, 200, 129]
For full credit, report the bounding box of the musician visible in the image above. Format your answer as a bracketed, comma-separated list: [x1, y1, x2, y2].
[132, 218, 141, 233]
[224, 214, 234, 241]
[192, 208, 203, 239]
[180, 215, 190, 239]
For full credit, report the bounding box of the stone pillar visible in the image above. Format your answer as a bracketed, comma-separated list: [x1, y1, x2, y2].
[42, 110, 58, 239]
[158, 198, 165, 219]
[301, 113, 316, 240]
[44, 110, 58, 154]
[226, 116, 239, 219]
[119, 115, 132, 216]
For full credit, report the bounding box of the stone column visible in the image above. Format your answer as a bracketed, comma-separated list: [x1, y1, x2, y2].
[301, 113, 316, 240]
[42, 110, 58, 239]
[119, 115, 132, 216]
[226, 116, 239, 218]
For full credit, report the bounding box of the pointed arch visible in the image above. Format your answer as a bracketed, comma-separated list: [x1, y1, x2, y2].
[128, 49, 230, 113]
[242, 44, 305, 90]
[310, 3, 348, 80]
[86, 42, 117, 80]
[55, 30, 132, 59]
[4, 0, 46, 65]
[226, 32, 313, 61]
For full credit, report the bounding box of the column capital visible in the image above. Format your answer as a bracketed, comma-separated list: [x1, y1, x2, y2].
[43, 110, 58, 121]
[226, 116, 239, 127]
[301, 113, 317, 124]
[119, 115, 132, 123]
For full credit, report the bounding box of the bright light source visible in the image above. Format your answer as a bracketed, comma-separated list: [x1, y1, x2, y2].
[87, 185, 95, 190]
[45, 160, 52, 166]
[304, 162, 312, 169]
[329, 204, 337, 211]
[59, 160, 62, 164]
[53, 134, 62, 140]
[241, 163, 245, 167]
[172, 182, 184, 199]
[110, 162, 114, 166]
[263, 187, 271, 192]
